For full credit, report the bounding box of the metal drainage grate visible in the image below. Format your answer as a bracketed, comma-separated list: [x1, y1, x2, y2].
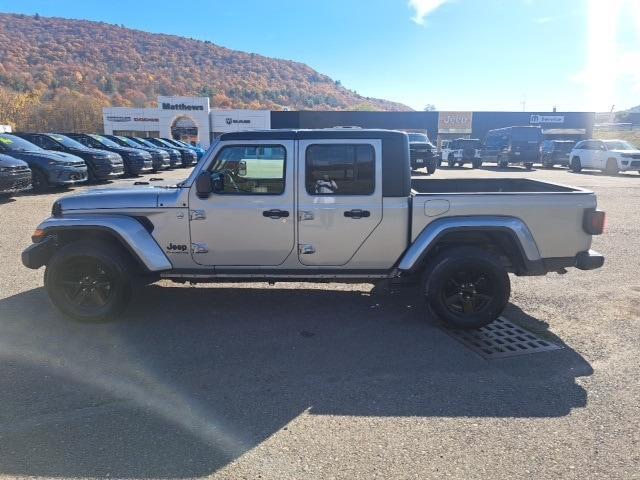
[447, 316, 562, 359]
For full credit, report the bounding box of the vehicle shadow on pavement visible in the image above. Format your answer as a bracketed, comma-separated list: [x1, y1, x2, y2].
[0, 285, 593, 478]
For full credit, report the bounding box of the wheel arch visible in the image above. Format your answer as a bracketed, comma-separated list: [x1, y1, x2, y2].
[397, 216, 543, 275]
[32, 215, 172, 272]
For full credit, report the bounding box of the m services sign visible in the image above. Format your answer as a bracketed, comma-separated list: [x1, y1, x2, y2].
[530, 115, 564, 124]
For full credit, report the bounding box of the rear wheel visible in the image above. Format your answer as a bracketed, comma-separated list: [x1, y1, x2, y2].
[498, 156, 508, 168]
[570, 156, 582, 172]
[426, 161, 437, 175]
[605, 158, 619, 175]
[524, 163, 533, 170]
[422, 247, 510, 329]
[45, 241, 133, 322]
[447, 154, 455, 168]
[472, 159, 482, 169]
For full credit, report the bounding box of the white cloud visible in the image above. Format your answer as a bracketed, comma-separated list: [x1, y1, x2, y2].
[408, 0, 449, 25]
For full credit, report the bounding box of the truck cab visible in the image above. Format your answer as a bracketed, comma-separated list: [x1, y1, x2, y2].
[22, 129, 605, 329]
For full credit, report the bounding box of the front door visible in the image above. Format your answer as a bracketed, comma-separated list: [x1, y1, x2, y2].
[188, 141, 295, 266]
[297, 139, 383, 266]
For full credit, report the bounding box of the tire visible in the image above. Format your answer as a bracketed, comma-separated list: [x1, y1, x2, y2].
[447, 154, 455, 168]
[524, 163, 533, 170]
[570, 156, 582, 173]
[498, 156, 508, 168]
[605, 158, 619, 175]
[422, 246, 510, 329]
[44, 240, 133, 322]
[426, 162, 436, 175]
[31, 169, 48, 192]
[472, 159, 482, 169]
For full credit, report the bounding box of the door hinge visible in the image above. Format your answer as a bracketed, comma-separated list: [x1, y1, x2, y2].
[298, 244, 316, 255]
[189, 210, 206, 221]
[298, 210, 314, 221]
[191, 243, 209, 254]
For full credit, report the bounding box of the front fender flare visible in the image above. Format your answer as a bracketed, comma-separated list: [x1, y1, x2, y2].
[397, 216, 541, 272]
[31, 214, 172, 272]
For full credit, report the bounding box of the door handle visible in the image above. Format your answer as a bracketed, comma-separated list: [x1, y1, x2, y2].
[344, 209, 370, 219]
[263, 209, 290, 219]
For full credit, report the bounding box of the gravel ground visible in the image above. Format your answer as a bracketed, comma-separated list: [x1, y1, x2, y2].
[0, 164, 638, 479]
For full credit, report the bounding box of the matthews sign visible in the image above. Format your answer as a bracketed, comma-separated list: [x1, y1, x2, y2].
[161, 103, 205, 111]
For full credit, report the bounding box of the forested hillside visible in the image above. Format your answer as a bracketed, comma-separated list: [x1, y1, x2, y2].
[0, 13, 410, 132]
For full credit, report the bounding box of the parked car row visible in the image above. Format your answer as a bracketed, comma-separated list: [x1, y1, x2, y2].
[0, 132, 199, 197]
[430, 125, 640, 175]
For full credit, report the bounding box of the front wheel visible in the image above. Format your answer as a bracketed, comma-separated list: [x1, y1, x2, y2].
[472, 159, 482, 169]
[426, 162, 437, 175]
[524, 163, 533, 170]
[570, 156, 582, 172]
[44, 241, 133, 322]
[31, 169, 49, 192]
[447, 155, 456, 168]
[605, 158, 619, 175]
[422, 247, 510, 329]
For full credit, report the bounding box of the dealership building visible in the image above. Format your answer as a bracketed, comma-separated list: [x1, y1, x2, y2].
[103, 95, 594, 149]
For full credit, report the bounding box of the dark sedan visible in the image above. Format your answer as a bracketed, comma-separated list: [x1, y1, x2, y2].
[145, 137, 196, 167]
[0, 153, 32, 197]
[0, 134, 87, 191]
[104, 135, 170, 172]
[125, 137, 181, 168]
[14, 132, 124, 182]
[64, 133, 153, 176]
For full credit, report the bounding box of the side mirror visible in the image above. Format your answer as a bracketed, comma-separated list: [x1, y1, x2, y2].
[195, 171, 213, 198]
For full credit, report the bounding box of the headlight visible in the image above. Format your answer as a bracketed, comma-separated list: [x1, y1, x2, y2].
[48, 160, 82, 167]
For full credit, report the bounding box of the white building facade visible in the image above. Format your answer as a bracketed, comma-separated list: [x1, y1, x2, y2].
[103, 96, 271, 148]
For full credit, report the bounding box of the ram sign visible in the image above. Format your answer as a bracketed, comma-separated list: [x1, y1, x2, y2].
[438, 112, 473, 134]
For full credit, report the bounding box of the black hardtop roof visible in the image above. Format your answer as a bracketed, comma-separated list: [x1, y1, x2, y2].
[220, 128, 408, 142]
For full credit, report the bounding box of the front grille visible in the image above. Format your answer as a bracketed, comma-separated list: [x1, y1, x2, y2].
[630, 160, 640, 167]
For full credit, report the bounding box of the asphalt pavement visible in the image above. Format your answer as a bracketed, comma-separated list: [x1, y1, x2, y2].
[0, 164, 638, 479]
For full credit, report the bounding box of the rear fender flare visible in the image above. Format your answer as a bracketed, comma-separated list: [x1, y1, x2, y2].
[397, 216, 541, 272]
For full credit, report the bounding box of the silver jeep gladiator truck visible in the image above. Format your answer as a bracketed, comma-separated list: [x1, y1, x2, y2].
[22, 129, 605, 328]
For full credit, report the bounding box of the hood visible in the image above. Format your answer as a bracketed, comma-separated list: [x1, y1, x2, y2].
[7, 149, 85, 164]
[68, 146, 114, 158]
[0, 153, 29, 168]
[611, 149, 640, 155]
[55, 184, 182, 211]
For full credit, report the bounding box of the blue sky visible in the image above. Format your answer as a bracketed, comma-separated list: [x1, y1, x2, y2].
[2, 0, 639, 111]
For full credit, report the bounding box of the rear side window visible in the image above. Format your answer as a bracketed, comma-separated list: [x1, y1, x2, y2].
[33, 135, 58, 149]
[305, 144, 375, 195]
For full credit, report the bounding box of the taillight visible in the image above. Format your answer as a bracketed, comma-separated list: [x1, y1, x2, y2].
[583, 209, 606, 235]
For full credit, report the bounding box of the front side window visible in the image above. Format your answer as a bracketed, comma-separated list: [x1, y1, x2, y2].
[305, 144, 375, 195]
[210, 145, 286, 194]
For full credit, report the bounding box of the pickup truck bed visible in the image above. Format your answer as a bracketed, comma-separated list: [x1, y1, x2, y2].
[408, 177, 597, 267]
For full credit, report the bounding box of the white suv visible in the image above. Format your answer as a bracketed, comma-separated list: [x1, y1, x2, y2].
[569, 139, 640, 175]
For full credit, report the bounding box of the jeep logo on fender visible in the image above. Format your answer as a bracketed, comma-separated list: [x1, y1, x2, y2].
[166, 242, 188, 252]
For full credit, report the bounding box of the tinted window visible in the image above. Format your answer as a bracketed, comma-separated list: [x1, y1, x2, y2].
[0, 134, 43, 151]
[511, 128, 542, 142]
[48, 134, 87, 149]
[306, 144, 374, 195]
[34, 135, 59, 149]
[210, 145, 285, 195]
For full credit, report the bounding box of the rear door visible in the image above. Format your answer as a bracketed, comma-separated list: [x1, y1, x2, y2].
[297, 139, 382, 266]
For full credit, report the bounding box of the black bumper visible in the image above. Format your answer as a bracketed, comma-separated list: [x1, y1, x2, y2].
[22, 236, 56, 269]
[537, 249, 605, 274]
[575, 249, 605, 270]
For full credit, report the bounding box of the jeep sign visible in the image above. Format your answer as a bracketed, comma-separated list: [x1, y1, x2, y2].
[438, 112, 473, 134]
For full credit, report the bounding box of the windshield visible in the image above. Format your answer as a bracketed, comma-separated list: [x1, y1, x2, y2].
[407, 133, 429, 142]
[117, 136, 145, 148]
[151, 138, 176, 148]
[47, 134, 88, 149]
[0, 134, 43, 151]
[511, 128, 542, 143]
[89, 134, 121, 148]
[605, 140, 636, 151]
[553, 141, 575, 152]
